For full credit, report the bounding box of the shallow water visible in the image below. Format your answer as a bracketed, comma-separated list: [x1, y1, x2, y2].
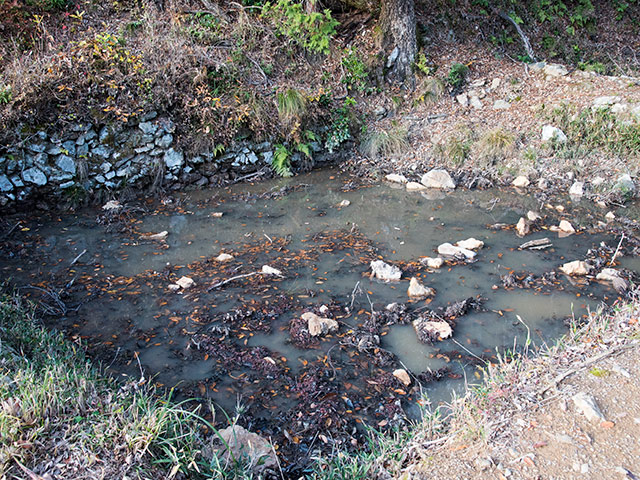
[1, 168, 632, 464]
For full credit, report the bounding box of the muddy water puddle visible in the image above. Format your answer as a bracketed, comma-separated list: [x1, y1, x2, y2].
[1, 169, 636, 469]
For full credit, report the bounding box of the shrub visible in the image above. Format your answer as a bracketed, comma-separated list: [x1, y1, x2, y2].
[261, 0, 339, 55]
[447, 63, 469, 89]
[341, 47, 372, 94]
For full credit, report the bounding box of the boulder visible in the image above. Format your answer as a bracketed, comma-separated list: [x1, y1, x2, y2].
[456, 238, 484, 250]
[217, 425, 277, 473]
[421, 169, 456, 190]
[413, 318, 453, 342]
[542, 125, 568, 143]
[512, 175, 530, 188]
[393, 369, 411, 386]
[302, 312, 338, 337]
[370, 260, 402, 281]
[543, 63, 569, 77]
[421, 257, 444, 269]
[437, 243, 476, 259]
[560, 260, 590, 276]
[407, 277, 435, 299]
[385, 173, 408, 184]
[406, 181, 427, 191]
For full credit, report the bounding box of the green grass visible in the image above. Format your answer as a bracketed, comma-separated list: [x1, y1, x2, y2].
[360, 123, 410, 160]
[276, 87, 307, 128]
[0, 295, 256, 479]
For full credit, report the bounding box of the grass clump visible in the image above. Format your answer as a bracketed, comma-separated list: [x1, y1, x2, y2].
[360, 123, 410, 159]
[447, 62, 469, 89]
[0, 295, 255, 479]
[276, 87, 307, 129]
[433, 126, 474, 166]
[415, 77, 445, 105]
[475, 127, 516, 164]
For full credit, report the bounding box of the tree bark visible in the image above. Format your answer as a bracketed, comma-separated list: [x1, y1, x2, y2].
[379, 0, 417, 90]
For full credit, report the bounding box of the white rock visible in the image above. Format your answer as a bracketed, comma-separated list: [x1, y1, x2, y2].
[393, 368, 411, 386]
[560, 260, 590, 276]
[538, 177, 550, 189]
[569, 181, 584, 197]
[261, 265, 283, 276]
[102, 200, 122, 211]
[596, 268, 621, 282]
[302, 312, 339, 337]
[559, 220, 576, 233]
[542, 125, 568, 143]
[216, 253, 234, 262]
[413, 318, 453, 340]
[592, 95, 621, 107]
[407, 277, 435, 299]
[611, 103, 628, 114]
[605, 211, 616, 222]
[470, 96, 483, 109]
[319, 304, 330, 315]
[406, 181, 427, 191]
[385, 173, 408, 184]
[437, 242, 476, 259]
[592, 176, 605, 186]
[544, 63, 569, 77]
[421, 257, 444, 269]
[527, 211, 541, 221]
[572, 392, 606, 423]
[140, 231, 169, 241]
[456, 93, 469, 106]
[493, 100, 510, 110]
[370, 260, 402, 281]
[168, 284, 180, 292]
[512, 175, 530, 188]
[421, 169, 456, 190]
[456, 238, 484, 250]
[516, 217, 530, 237]
[491, 78, 501, 89]
[176, 276, 196, 289]
[338, 199, 351, 207]
[218, 425, 277, 472]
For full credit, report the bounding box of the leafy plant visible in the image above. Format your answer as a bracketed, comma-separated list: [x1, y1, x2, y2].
[413, 52, 436, 76]
[447, 63, 469, 89]
[341, 47, 371, 94]
[325, 98, 356, 154]
[262, 0, 339, 55]
[0, 86, 12, 105]
[272, 144, 293, 177]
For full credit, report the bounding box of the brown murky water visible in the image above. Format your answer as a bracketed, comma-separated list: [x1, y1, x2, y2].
[1, 169, 633, 471]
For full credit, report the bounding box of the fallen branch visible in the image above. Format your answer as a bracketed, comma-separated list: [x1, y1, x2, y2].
[207, 272, 262, 291]
[497, 10, 537, 62]
[70, 249, 87, 266]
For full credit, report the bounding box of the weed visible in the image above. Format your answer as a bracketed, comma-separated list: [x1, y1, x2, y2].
[433, 127, 474, 166]
[0, 86, 12, 105]
[272, 144, 293, 177]
[447, 63, 469, 89]
[476, 128, 516, 164]
[413, 52, 436, 76]
[415, 77, 444, 105]
[360, 122, 410, 160]
[341, 47, 372, 94]
[276, 87, 307, 128]
[578, 60, 607, 74]
[325, 98, 356, 154]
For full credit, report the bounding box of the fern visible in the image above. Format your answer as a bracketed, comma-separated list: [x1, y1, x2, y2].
[272, 144, 293, 177]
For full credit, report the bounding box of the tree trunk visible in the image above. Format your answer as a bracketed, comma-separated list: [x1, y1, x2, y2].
[379, 0, 416, 90]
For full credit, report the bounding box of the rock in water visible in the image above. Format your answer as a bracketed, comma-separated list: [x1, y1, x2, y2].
[413, 318, 453, 342]
[421, 257, 444, 269]
[337, 199, 351, 207]
[596, 268, 628, 291]
[406, 181, 427, 191]
[370, 260, 402, 281]
[516, 217, 530, 237]
[216, 253, 234, 262]
[437, 243, 476, 259]
[456, 238, 484, 250]
[572, 392, 606, 423]
[527, 211, 541, 221]
[560, 260, 590, 276]
[420, 169, 456, 190]
[261, 265, 282, 276]
[176, 276, 196, 289]
[302, 312, 339, 337]
[559, 220, 576, 234]
[140, 231, 169, 241]
[393, 368, 411, 386]
[217, 425, 277, 473]
[407, 277, 435, 299]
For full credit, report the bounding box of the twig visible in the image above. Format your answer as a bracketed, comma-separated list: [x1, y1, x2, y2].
[269, 437, 286, 480]
[207, 272, 262, 291]
[349, 281, 361, 310]
[70, 249, 87, 266]
[2, 222, 21, 239]
[610, 233, 625, 266]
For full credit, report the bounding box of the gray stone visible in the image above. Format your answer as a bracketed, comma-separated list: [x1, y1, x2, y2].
[62, 140, 77, 157]
[139, 121, 158, 135]
[92, 145, 112, 159]
[141, 110, 158, 121]
[28, 143, 46, 153]
[155, 133, 173, 149]
[262, 151, 273, 165]
[56, 155, 76, 175]
[84, 129, 97, 142]
[164, 148, 184, 169]
[59, 180, 75, 189]
[9, 175, 23, 188]
[135, 145, 153, 154]
[572, 392, 606, 423]
[247, 151, 259, 164]
[98, 126, 111, 143]
[544, 63, 569, 77]
[0, 175, 13, 192]
[22, 167, 47, 186]
[542, 125, 568, 142]
[6, 158, 18, 173]
[191, 156, 204, 165]
[47, 145, 63, 155]
[77, 144, 89, 157]
[421, 169, 456, 190]
[437, 242, 476, 259]
[569, 181, 584, 197]
[615, 174, 635, 195]
[105, 171, 116, 180]
[100, 162, 112, 173]
[217, 425, 276, 473]
[592, 96, 621, 108]
[493, 99, 510, 110]
[456, 93, 469, 106]
[470, 96, 483, 109]
[95, 175, 106, 183]
[116, 166, 131, 177]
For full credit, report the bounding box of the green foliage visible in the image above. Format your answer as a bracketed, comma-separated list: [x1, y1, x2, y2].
[276, 87, 307, 126]
[413, 52, 436, 76]
[341, 47, 372, 94]
[262, 0, 339, 55]
[0, 86, 12, 105]
[578, 60, 607, 74]
[325, 98, 356, 154]
[360, 122, 410, 160]
[183, 12, 223, 44]
[447, 63, 469, 89]
[615, 0, 638, 20]
[272, 144, 293, 177]
[433, 127, 473, 166]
